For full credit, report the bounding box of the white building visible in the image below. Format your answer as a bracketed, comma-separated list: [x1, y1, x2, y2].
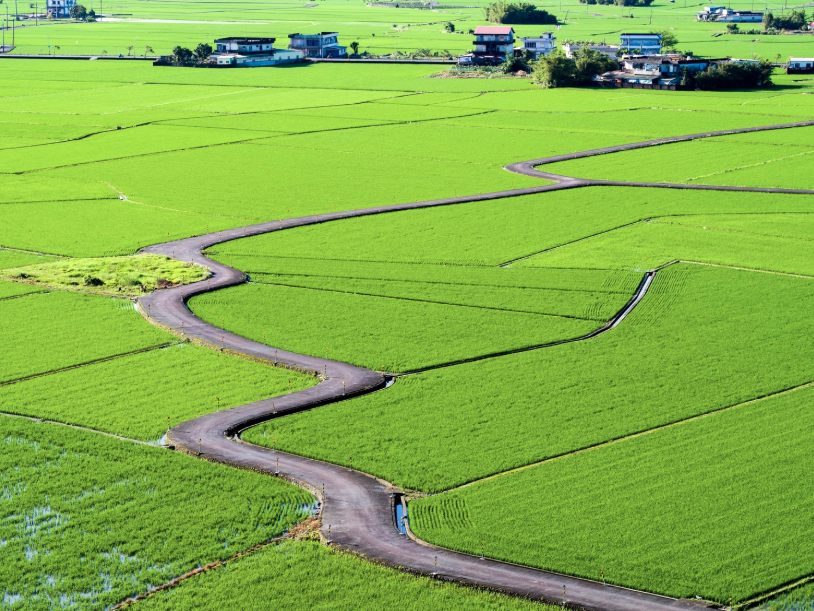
[46, 0, 76, 18]
[619, 33, 662, 55]
[788, 57, 814, 73]
[716, 9, 763, 22]
[562, 42, 619, 59]
[520, 33, 556, 59]
[288, 32, 347, 58]
[212, 38, 304, 67]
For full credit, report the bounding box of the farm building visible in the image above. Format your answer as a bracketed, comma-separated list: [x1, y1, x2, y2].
[596, 55, 727, 88]
[716, 9, 763, 22]
[287, 33, 347, 58]
[788, 57, 814, 73]
[562, 42, 619, 59]
[211, 38, 304, 67]
[619, 33, 662, 55]
[46, 0, 76, 18]
[519, 33, 556, 59]
[458, 26, 515, 65]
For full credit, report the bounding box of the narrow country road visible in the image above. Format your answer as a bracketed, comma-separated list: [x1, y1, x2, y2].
[137, 119, 814, 610]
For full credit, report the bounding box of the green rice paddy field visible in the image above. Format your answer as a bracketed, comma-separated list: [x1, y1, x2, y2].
[2, 13, 814, 610]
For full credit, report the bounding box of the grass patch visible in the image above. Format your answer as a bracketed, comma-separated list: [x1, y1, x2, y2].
[0, 254, 210, 297]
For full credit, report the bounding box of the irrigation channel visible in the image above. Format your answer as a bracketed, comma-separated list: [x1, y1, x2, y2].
[137, 119, 814, 611]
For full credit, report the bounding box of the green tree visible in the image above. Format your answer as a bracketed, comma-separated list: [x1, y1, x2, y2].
[193, 42, 213, 63]
[172, 45, 193, 65]
[695, 59, 774, 89]
[349, 41, 360, 55]
[656, 29, 678, 51]
[573, 46, 616, 82]
[144, 45, 154, 57]
[762, 11, 774, 29]
[726, 23, 739, 32]
[444, 21, 455, 32]
[532, 51, 576, 87]
[68, 3, 86, 19]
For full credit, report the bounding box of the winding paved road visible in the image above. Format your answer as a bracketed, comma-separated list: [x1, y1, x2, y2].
[139, 119, 814, 610]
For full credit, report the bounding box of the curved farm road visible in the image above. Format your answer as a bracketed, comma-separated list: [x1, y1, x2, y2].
[138, 120, 814, 611]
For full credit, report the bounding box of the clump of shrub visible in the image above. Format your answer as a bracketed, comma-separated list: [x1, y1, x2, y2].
[532, 48, 617, 88]
[692, 60, 774, 90]
[483, 1, 557, 24]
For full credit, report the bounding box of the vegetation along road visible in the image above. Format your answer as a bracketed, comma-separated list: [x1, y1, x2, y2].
[138, 119, 814, 611]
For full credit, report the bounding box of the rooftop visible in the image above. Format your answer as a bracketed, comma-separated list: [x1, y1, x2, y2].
[620, 33, 663, 37]
[214, 37, 276, 44]
[288, 32, 339, 37]
[474, 26, 514, 35]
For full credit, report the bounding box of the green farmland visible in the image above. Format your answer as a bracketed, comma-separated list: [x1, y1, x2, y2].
[4, 2, 814, 608]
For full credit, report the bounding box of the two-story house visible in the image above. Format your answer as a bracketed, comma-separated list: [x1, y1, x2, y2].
[520, 32, 556, 59]
[619, 33, 662, 55]
[288, 32, 347, 58]
[458, 26, 515, 65]
[46, 0, 76, 18]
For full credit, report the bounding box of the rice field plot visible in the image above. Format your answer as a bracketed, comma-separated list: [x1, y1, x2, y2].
[0, 125, 279, 174]
[0, 417, 314, 611]
[541, 126, 814, 188]
[0, 291, 167, 383]
[0, 199, 237, 258]
[135, 538, 559, 611]
[212, 187, 814, 269]
[223, 257, 643, 295]
[190, 282, 597, 372]
[409, 384, 814, 604]
[0, 249, 60, 269]
[249, 273, 630, 321]
[0, 343, 315, 442]
[521, 217, 814, 276]
[0, 174, 111, 205]
[48, 136, 541, 224]
[245, 265, 814, 492]
[0, 280, 47, 301]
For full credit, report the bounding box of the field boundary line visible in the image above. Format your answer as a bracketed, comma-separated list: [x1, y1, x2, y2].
[0, 245, 69, 258]
[109, 530, 302, 611]
[243, 279, 601, 322]
[0, 290, 48, 302]
[680, 259, 814, 279]
[498, 219, 647, 267]
[0, 341, 181, 387]
[650, 218, 814, 243]
[437, 379, 814, 494]
[0, 410, 161, 446]
[394, 269, 655, 376]
[248, 270, 635, 295]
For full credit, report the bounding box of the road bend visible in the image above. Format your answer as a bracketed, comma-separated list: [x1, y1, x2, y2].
[130, 117, 814, 610]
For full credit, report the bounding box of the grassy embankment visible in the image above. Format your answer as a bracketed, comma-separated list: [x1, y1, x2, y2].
[0, 254, 209, 296]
